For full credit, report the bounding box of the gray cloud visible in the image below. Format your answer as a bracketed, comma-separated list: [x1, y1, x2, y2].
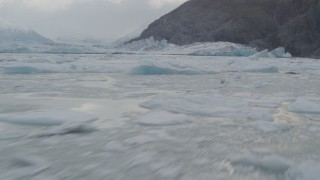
[0, 0, 186, 40]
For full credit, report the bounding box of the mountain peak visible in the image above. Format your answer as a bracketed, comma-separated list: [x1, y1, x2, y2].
[0, 18, 53, 44]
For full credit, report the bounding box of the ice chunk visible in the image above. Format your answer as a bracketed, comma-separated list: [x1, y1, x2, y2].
[1, 66, 51, 74]
[270, 47, 286, 58]
[290, 97, 320, 112]
[140, 95, 249, 117]
[130, 152, 155, 166]
[129, 64, 204, 75]
[255, 121, 290, 133]
[29, 122, 97, 137]
[103, 141, 126, 152]
[247, 109, 273, 121]
[0, 155, 51, 179]
[231, 154, 291, 173]
[134, 110, 191, 126]
[0, 109, 98, 126]
[289, 98, 320, 114]
[283, 52, 292, 58]
[245, 66, 279, 73]
[229, 61, 279, 73]
[259, 155, 292, 173]
[156, 166, 181, 178]
[0, 130, 26, 140]
[287, 161, 320, 180]
[250, 49, 269, 58]
[267, 52, 276, 58]
[124, 135, 154, 145]
[231, 153, 260, 167]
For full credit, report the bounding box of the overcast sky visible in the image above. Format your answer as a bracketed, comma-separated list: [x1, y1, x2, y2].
[0, 0, 187, 40]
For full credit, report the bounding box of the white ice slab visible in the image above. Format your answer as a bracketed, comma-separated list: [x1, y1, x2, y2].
[0, 109, 97, 126]
[289, 97, 320, 114]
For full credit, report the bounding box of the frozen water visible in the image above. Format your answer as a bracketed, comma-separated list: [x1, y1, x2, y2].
[0, 53, 319, 180]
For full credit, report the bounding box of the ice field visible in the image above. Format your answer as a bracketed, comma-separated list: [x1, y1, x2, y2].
[0, 53, 320, 180]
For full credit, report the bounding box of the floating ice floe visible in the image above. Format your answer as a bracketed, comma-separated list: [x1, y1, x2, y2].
[129, 64, 209, 75]
[29, 122, 97, 137]
[287, 161, 320, 180]
[231, 153, 292, 173]
[289, 97, 320, 114]
[1, 66, 51, 74]
[0, 109, 98, 126]
[140, 95, 249, 118]
[134, 110, 191, 126]
[255, 121, 290, 133]
[247, 109, 274, 122]
[229, 61, 279, 73]
[0, 155, 50, 179]
[124, 135, 155, 145]
[0, 130, 26, 140]
[103, 140, 126, 152]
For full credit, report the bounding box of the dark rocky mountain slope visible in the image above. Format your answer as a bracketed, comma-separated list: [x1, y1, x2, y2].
[134, 0, 320, 58]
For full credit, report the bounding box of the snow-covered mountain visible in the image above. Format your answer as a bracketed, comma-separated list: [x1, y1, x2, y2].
[0, 19, 53, 44]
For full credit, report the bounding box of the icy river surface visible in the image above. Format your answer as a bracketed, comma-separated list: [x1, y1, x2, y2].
[0, 53, 320, 180]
